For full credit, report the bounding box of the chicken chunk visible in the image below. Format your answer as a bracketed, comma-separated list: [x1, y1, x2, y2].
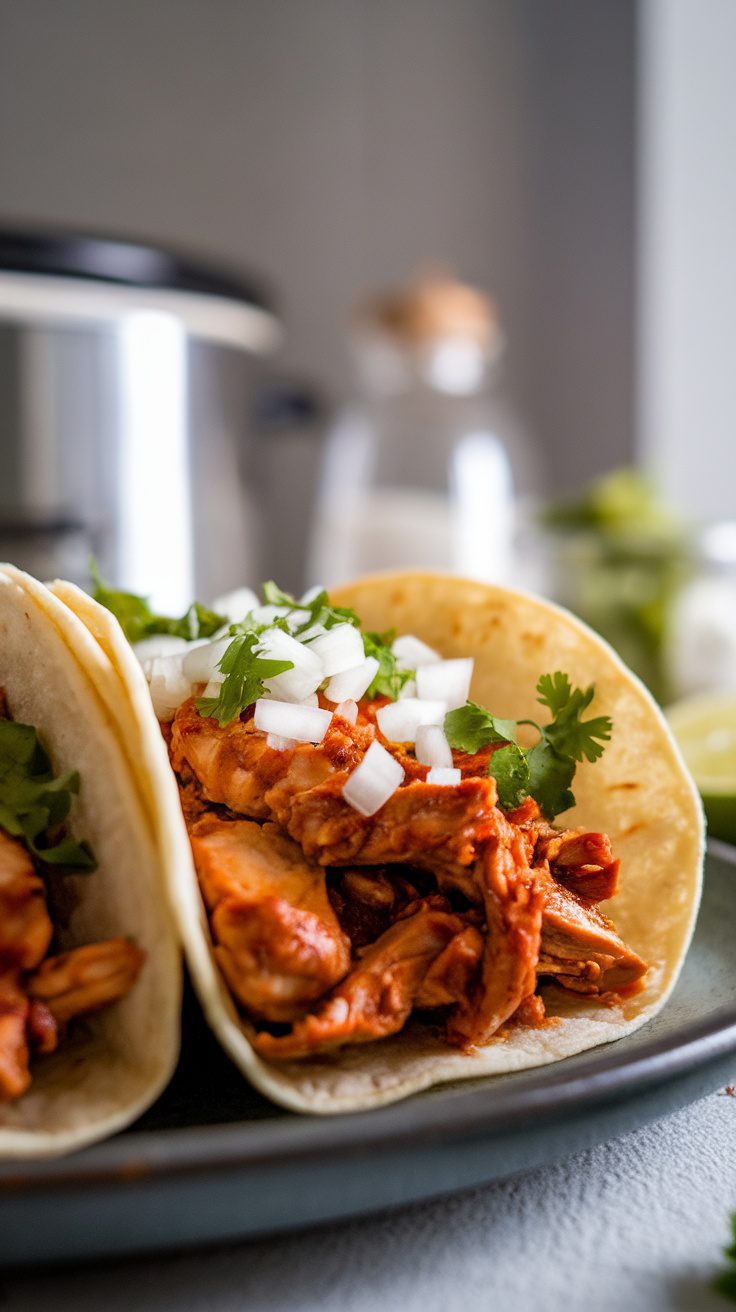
[267, 773, 496, 894]
[252, 904, 468, 1060]
[448, 826, 545, 1048]
[27, 938, 145, 1024]
[0, 975, 30, 1101]
[537, 872, 646, 993]
[0, 831, 53, 971]
[189, 818, 351, 1022]
[170, 699, 374, 820]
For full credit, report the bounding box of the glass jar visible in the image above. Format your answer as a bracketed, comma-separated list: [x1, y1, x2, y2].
[308, 273, 539, 587]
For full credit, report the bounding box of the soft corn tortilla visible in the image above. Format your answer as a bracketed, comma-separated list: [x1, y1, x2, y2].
[0, 567, 181, 1156]
[52, 571, 704, 1115]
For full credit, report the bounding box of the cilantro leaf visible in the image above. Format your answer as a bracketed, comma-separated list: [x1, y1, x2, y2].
[444, 672, 611, 820]
[363, 630, 414, 701]
[488, 743, 530, 810]
[90, 559, 225, 643]
[536, 672, 612, 763]
[444, 702, 518, 753]
[524, 740, 576, 819]
[713, 1213, 736, 1303]
[262, 581, 296, 608]
[0, 720, 96, 871]
[196, 631, 294, 727]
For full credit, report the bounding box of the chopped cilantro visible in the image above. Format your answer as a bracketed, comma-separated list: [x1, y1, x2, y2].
[0, 720, 96, 871]
[444, 702, 518, 753]
[444, 673, 612, 819]
[487, 743, 530, 811]
[363, 630, 414, 701]
[536, 672, 612, 763]
[714, 1213, 736, 1303]
[90, 559, 225, 644]
[195, 586, 414, 723]
[195, 630, 294, 728]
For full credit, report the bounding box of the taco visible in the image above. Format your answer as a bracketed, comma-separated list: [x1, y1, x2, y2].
[0, 566, 180, 1156]
[52, 570, 704, 1114]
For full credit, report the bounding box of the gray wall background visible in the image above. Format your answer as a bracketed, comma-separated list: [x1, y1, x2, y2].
[0, 0, 635, 493]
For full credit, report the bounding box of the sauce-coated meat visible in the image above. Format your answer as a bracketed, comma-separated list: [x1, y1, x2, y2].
[189, 818, 351, 1021]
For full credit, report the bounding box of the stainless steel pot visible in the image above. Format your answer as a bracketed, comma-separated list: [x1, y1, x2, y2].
[0, 229, 280, 609]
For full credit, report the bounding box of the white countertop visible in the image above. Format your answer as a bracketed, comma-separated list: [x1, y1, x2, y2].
[3, 1083, 736, 1312]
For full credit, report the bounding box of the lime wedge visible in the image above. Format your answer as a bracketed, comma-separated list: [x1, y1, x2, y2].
[666, 692, 736, 844]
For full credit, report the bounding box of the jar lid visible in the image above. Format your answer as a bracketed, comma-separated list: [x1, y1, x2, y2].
[357, 271, 499, 350]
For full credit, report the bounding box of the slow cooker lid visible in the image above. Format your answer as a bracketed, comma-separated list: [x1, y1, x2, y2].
[0, 227, 280, 352]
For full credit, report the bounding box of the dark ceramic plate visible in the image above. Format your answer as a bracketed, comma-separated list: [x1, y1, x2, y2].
[1, 842, 734, 1269]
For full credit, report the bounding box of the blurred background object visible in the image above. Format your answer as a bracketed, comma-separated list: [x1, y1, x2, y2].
[309, 271, 538, 585]
[0, 0, 734, 819]
[0, 229, 280, 609]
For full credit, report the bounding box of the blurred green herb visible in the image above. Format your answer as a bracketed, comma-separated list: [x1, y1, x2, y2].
[90, 559, 225, 643]
[0, 720, 96, 871]
[541, 468, 691, 703]
[713, 1213, 736, 1303]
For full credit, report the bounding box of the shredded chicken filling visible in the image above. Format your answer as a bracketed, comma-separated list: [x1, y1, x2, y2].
[0, 694, 146, 1102]
[170, 697, 647, 1060]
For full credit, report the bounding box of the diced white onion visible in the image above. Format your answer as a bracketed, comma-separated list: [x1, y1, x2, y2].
[323, 656, 379, 704]
[253, 698, 332, 743]
[133, 635, 190, 665]
[257, 626, 323, 701]
[296, 622, 327, 643]
[342, 741, 405, 816]
[266, 732, 297, 752]
[249, 604, 311, 630]
[305, 623, 365, 677]
[398, 679, 417, 700]
[299, 692, 319, 707]
[392, 634, 441, 669]
[335, 699, 359, 725]
[147, 656, 193, 722]
[416, 658, 474, 711]
[300, 584, 325, 605]
[426, 766, 461, 787]
[376, 698, 447, 743]
[415, 724, 453, 769]
[182, 636, 232, 684]
[210, 586, 259, 623]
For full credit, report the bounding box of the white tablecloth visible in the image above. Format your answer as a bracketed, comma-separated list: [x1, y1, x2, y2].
[3, 1087, 736, 1311]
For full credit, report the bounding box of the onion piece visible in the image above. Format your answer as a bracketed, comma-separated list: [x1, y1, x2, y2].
[210, 586, 259, 623]
[426, 766, 461, 787]
[266, 732, 297, 752]
[416, 658, 474, 711]
[133, 635, 190, 665]
[249, 603, 311, 630]
[300, 584, 325, 605]
[335, 699, 359, 725]
[415, 724, 453, 769]
[259, 627, 323, 701]
[392, 634, 441, 669]
[342, 741, 405, 816]
[398, 678, 417, 700]
[147, 656, 193, 722]
[376, 698, 446, 743]
[253, 699, 332, 743]
[296, 622, 327, 643]
[324, 656, 379, 704]
[306, 623, 365, 677]
[182, 636, 232, 684]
